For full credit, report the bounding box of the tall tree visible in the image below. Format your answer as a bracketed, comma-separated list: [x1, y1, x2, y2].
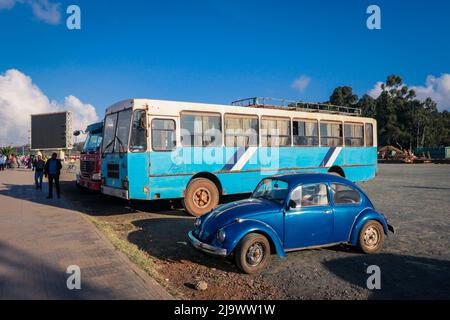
[329, 86, 358, 107]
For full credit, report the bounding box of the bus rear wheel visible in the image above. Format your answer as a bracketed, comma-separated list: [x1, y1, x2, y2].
[183, 178, 219, 217]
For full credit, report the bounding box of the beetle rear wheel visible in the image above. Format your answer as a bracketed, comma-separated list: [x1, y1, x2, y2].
[182, 178, 219, 217]
[358, 220, 385, 254]
[235, 233, 271, 274]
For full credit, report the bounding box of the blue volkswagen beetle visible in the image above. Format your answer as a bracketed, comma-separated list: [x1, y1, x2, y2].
[188, 173, 394, 274]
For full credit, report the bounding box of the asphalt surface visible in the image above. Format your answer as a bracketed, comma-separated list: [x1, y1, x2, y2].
[0, 169, 171, 300]
[3, 164, 449, 299]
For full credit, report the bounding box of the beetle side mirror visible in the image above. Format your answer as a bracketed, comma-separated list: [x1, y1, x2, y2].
[288, 199, 298, 210]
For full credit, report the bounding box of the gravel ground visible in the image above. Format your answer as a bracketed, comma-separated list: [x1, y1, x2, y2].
[61, 164, 450, 300]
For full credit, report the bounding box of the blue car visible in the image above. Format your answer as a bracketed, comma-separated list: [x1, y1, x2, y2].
[188, 173, 394, 274]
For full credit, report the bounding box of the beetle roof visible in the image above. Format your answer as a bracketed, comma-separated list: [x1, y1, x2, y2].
[270, 172, 356, 186]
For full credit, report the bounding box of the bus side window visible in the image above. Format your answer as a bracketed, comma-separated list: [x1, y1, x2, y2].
[365, 123, 374, 147]
[344, 123, 364, 147]
[293, 119, 319, 146]
[261, 117, 291, 147]
[320, 121, 343, 147]
[152, 119, 176, 151]
[180, 113, 222, 147]
[225, 115, 258, 147]
[130, 110, 148, 152]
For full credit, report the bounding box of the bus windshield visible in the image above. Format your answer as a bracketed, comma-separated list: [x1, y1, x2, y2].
[102, 109, 132, 154]
[82, 132, 103, 154]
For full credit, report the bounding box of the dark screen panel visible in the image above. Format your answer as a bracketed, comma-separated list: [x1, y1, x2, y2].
[31, 112, 69, 149]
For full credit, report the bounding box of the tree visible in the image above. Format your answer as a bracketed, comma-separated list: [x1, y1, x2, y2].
[329, 86, 358, 107]
[0, 146, 14, 156]
[329, 74, 450, 148]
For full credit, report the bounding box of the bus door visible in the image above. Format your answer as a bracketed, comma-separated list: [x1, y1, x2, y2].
[147, 116, 179, 177]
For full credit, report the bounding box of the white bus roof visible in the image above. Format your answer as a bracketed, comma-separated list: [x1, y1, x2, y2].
[105, 98, 376, 124]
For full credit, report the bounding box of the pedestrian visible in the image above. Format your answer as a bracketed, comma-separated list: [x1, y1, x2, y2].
[0, 153, 5, 171]
[33, 154, 45, 190]
[9, 154, 16, 169]
[44, 152, 62, 199]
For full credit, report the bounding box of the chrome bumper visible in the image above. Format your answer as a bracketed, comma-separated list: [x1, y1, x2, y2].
[101, 186, 129, 200]
[188, 231, 227, 257]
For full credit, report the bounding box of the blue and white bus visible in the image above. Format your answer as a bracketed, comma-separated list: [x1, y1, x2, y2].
[100, 97, 377, 216]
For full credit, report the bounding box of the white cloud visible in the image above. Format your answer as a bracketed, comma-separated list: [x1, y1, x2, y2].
[0, 69, 99, 146]
[0, 0, 61, 24]
[0, 0, 16, 10]
[411, 74, 450, 111]
[367, 74, 450, 111]
[367, 81, 384, 99]
[291, 75, 311, 92]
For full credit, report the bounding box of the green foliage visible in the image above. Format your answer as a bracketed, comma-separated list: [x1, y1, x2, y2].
[329, 86, 358, 106]
[330, 75, 450, 148]
[0, 146, 14, 156]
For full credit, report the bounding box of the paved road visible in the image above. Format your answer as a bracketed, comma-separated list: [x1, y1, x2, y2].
[0, 169, 171, 300]
[55, 163, 450, 300]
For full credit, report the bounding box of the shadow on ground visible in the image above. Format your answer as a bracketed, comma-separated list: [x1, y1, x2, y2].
[322, 253, 450, 299]
[127, 217, 241, 273]
[0, 240, 118, 299]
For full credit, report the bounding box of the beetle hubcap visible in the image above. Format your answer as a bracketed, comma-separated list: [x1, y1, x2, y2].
[364, 226, 379, 248]
[193, 187, 211, 208]
[246, 242, 264, 266]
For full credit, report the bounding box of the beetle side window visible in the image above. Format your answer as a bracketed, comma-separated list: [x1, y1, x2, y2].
[291, 183, 329, 208]
[331, 183, 361, 205]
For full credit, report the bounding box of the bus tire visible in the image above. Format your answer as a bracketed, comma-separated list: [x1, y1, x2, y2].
[183, 178, 219, 217]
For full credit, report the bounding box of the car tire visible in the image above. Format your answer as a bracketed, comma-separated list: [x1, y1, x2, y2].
[358, 220, 385, 254]
[182, 178, 219, 217]
[235, 233, 271, 274]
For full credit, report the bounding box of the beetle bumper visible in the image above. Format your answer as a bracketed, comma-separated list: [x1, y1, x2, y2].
[188, 231, 227, 257]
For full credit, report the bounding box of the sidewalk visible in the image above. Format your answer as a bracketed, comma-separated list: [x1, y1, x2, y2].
[0, 169, 172, 300]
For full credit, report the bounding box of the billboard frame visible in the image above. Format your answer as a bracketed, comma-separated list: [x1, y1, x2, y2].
[30, 111, 73, 151]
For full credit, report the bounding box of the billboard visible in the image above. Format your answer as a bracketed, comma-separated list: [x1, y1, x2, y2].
[31, 111, 73, 150]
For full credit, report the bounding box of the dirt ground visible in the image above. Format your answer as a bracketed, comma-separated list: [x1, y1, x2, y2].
[62, 164, 450, 300]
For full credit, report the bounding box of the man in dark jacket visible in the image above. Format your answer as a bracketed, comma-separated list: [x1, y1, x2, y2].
[44, 153, 62, 199]
[33, 154, 45, 189]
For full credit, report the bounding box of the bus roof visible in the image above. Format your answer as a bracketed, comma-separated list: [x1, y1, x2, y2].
[105, 98, 376, 124]
[86, 121, 103, 133]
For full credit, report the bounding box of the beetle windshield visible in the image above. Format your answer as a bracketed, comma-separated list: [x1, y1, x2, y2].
[252, 179, 289, 205]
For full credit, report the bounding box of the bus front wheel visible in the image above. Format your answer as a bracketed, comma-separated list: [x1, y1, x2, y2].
[183, 178, 219, 217]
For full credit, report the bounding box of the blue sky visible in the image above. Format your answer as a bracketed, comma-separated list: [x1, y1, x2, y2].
[1, 0, 450, 117]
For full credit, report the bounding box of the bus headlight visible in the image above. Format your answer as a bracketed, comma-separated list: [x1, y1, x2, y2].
[217, 229, 226, 243]
[91, 173, 101, 181]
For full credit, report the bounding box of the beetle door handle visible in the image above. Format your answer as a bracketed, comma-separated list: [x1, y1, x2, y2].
[324, 209, 333, 214]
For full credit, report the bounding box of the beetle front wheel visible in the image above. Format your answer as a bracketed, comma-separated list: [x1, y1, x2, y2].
[235, 233, 271, 274]
[358, 220, 385, 254]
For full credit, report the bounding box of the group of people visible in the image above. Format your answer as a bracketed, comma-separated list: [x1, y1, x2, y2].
[0, 152, 62, 199]
[0, 154, 31, 170]
[33, 153, 62, 199]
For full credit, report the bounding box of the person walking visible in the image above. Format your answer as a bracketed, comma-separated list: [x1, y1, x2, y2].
[44, 153, 62, 199]
[33, 155, 45, 190]
[9, 154, 16, 169]
[0, 154, 5, 171]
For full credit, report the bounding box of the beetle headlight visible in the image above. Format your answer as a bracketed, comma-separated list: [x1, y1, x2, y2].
[217, 229, 226, 243]
[194, 217, 202, 229]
